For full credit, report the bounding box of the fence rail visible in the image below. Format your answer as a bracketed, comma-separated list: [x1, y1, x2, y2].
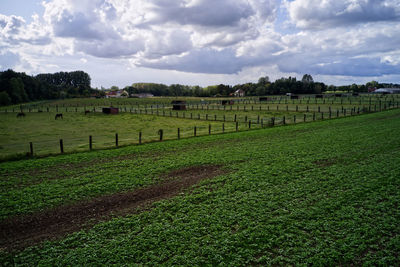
[2, 102, 398, 160]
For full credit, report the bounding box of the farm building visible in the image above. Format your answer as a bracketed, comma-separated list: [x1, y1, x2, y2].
[171, 100, 186, 110]
[234, 89, 245, 97]
[102, 107, 119, 114]
[372, 88, 400, 94]
[105, 90, 128, 98]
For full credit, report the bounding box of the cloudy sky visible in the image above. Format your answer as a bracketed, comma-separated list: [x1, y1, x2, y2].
[1, 0, 399, 88]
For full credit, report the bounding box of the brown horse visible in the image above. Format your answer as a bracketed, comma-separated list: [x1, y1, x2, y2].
[55, 113, 63, 120]
[17, 112, 25, 118]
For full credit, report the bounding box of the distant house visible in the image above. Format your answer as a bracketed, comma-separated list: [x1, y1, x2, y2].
[234, 89, 245, 97]
[105, 90, 128, 98]
[130, 93, 154, 98]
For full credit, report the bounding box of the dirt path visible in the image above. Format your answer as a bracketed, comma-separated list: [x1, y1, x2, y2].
[0, 165, 228, 251]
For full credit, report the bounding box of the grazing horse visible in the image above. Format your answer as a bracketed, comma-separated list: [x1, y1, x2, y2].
[17, 112, 25, 118]
[55, 113, 63, 120]
[84, 110, 90, 115]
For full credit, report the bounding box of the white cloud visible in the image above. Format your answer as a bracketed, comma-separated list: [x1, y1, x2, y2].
[287, 0, 400, 29]
[1, 0, 399, 86]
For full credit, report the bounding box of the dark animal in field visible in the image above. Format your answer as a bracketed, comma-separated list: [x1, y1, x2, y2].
[17, 112, 25, 118]
[55, 113, 63, 120]
[84, 110, 90, 115]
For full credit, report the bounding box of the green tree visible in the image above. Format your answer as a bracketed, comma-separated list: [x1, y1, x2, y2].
[0, 91, 11, 106]
[301, 74, 314, 83]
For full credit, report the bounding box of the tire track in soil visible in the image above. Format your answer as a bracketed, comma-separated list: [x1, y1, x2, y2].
[0, 165, 229, 251]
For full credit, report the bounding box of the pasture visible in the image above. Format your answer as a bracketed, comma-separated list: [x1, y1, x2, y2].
[1, 94, 399, 160]
[0, 108, 399, 265]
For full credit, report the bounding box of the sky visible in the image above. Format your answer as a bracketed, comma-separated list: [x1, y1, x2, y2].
[0, 0, 399, 88]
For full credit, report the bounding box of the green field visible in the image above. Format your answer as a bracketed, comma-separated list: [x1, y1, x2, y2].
[1, 95, 398, 160]
[0, 112, 237, 158]
[1, 109, 399, 265]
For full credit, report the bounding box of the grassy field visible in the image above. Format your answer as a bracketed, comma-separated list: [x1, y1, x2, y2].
[1, 95, 399, 160]
[0, 112, 238, 158]
[0, 109, 399, 265]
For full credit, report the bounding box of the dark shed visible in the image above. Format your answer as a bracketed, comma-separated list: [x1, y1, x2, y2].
[221, 100, 234, 105]
[102, 107, 119, 114]
[171, 100, 186, 110]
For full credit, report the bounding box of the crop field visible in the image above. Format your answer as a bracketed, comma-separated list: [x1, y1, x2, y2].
[1, 95, 399, 160]
[0, 108, 399, 265]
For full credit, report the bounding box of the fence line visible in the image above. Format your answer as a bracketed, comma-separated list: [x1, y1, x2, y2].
[11, 103, 398, 159]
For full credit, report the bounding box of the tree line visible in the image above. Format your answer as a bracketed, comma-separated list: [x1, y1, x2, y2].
[0, 69, 97, 106]
[1, 69, 399, 106]
[121, 75, 398, 97]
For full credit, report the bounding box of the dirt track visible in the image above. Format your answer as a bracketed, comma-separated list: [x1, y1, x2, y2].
[0, 165, 227, 251]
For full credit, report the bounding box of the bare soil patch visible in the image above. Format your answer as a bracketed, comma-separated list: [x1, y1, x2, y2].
[0, 164, 228, 251]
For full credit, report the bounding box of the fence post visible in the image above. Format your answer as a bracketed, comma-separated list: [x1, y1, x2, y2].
[236, 122, 238, 132]
[116, 133, 118, 147]
[283, 116, 286, 125]
[194, 126, 197, 137]
[89, 135, 92, 150]
[29, 142, 33, 156]
[139, 132, 142, 144]
[249, 120, 251, 129]
[222, 123, 225, 133]
[294, 115, 296, 123]
[59, 139, 64, 153]
[209, 124, 211, 135]
[178, 128, 180, 139]
[271, 117, 275, 126]
[158, 129, 163, 141]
